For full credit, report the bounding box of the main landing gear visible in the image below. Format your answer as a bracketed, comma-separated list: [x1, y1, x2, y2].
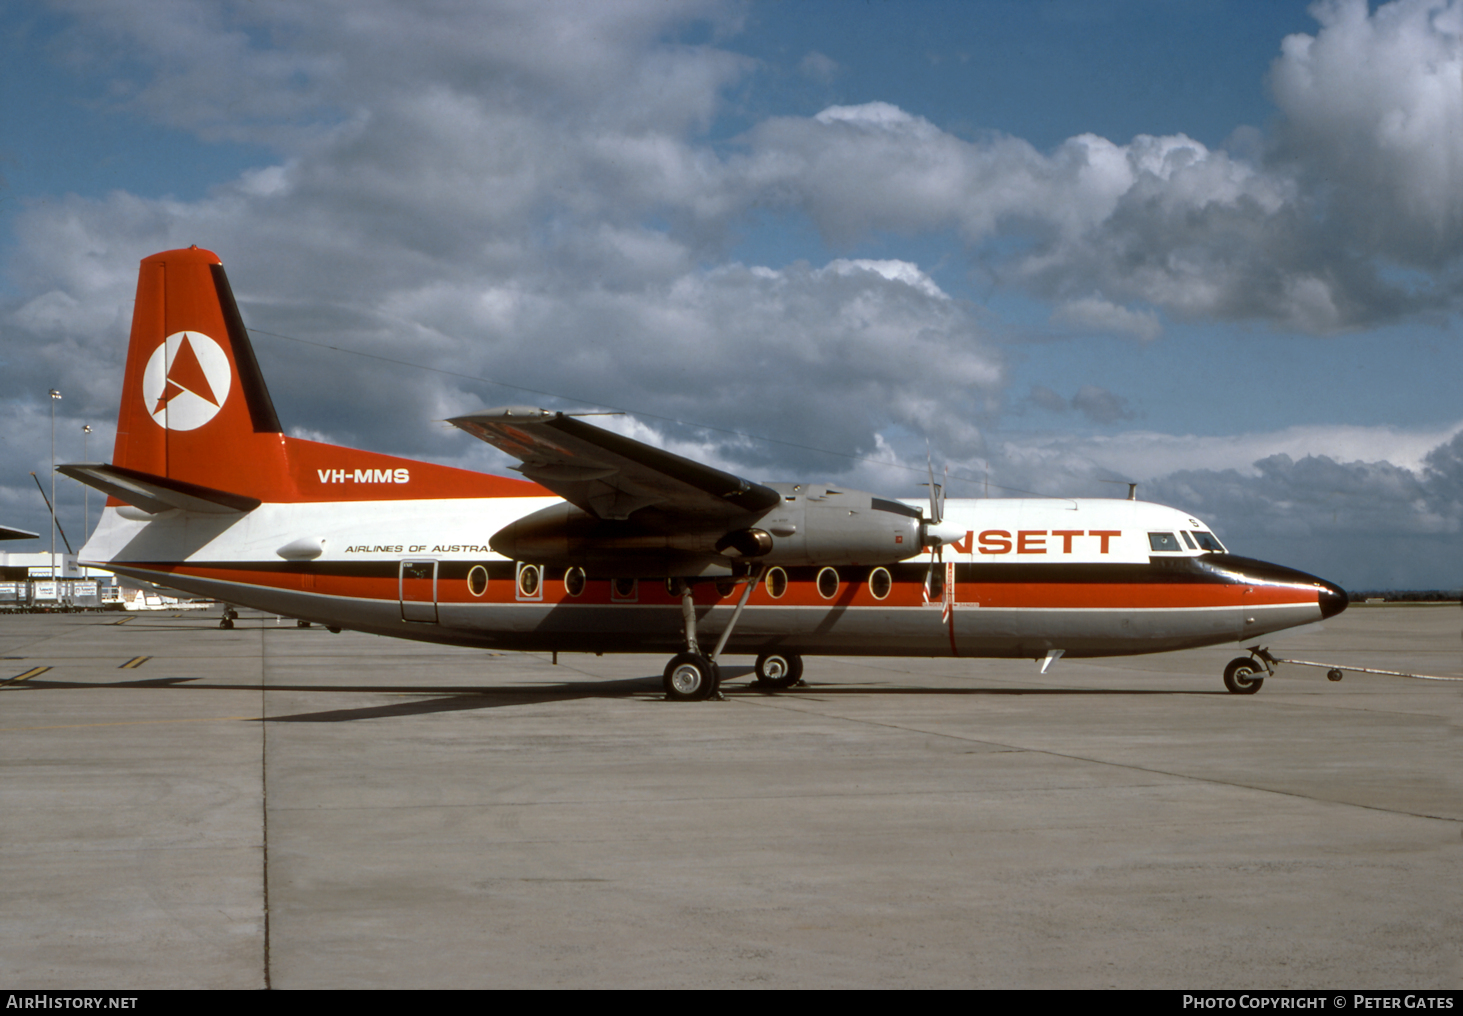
[662, 570, 789, 702]
[663, 577, 723, 701]
[754, 651, 803, 690]
[664, 652, 719, 701]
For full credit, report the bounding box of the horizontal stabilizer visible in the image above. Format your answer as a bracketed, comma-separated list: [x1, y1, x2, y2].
[0, 524, 39, 541]
[58, 463, 260, 516]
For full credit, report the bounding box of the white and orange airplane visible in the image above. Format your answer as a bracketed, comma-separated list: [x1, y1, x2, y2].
[66, 247, 1348, 699]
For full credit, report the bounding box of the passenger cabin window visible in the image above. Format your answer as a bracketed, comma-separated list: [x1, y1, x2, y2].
[1148, 532, 1183, 552]
[1192, 531, 1226, 552]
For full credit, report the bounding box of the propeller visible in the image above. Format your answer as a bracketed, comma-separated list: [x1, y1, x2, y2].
[921, 455, 960, 617]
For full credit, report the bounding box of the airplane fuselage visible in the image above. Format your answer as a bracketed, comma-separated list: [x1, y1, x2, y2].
[84, 494, 1344, 660]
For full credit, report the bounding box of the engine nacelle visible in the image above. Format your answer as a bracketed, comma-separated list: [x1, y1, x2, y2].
[747, 482, 925, 566]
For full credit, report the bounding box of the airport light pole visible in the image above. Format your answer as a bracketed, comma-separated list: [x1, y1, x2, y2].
[49, 389, 61, 580]
[82, 424, 92, 544]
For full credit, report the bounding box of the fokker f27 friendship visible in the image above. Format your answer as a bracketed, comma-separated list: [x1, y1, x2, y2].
[66, 247, 1348, 699]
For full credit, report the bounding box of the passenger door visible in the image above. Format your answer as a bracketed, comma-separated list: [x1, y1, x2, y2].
[399, 559, 438, 623]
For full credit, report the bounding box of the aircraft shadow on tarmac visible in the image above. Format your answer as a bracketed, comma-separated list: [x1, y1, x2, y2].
[11, 669, 1222, 723]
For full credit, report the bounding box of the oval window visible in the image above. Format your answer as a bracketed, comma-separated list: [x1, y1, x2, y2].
[868, 567, 892, 600]
[564, 567, 586, 597]
[715, 578, 736, 599]
[467, 565, 489, 597]
[817, 567, 839, 600]
[517, 565, 541, 597]
[613, 577, 637, 599]
[765, 567, 788, 599]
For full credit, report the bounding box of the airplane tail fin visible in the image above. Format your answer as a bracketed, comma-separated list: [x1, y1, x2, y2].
[85, 246, 544, 515]
[110, 247, 288, 496]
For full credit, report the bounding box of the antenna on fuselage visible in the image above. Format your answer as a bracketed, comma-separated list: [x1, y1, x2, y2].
[1098, 479, 1139, 501]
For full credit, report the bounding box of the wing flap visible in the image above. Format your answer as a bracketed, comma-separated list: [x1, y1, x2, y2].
[449, 409, 780, 523]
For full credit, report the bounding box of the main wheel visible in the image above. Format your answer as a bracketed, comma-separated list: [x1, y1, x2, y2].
[663, 652, 719, 701]
[1223, 657, 1265, 695]
[755, 651, 804, 690]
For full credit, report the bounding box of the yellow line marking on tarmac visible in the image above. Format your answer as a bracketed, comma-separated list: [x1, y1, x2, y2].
[0, 716, 258, 732]
[119, 656, 151, 669]
[110, 616, 133, 625]
[3, 666, 51, 685]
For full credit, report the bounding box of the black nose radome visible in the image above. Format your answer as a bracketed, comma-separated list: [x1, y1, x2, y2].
[1318, 579, 1349, 619]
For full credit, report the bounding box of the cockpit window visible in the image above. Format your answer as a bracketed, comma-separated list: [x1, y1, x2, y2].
[1148, 532, 1182, 552]
[1191, 531, 1226, 552]
[1180, 530, 1197, 550]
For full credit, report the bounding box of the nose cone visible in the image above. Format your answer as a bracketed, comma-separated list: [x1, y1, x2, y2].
[923, 519, 967, 548]
[1318, 578, 1349, 619]
[1196, 554, 1350, 626]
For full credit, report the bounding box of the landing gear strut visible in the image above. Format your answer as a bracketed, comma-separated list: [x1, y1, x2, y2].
[663, 578, 720, 702]
[662, 569, 763, 701]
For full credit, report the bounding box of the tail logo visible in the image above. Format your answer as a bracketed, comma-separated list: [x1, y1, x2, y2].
[142, 331, 232, 431]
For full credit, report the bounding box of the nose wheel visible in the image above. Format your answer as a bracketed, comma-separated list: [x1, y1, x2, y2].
[1223, 657, 1265, 694]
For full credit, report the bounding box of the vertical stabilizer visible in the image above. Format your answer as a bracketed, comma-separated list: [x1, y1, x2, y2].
[112, 247, 287, 495]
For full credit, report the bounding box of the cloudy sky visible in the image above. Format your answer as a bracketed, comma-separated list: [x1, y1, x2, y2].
[2, 0, 1461, 590]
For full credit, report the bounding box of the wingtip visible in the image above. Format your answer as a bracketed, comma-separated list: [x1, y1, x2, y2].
[450, 406, 556, 425]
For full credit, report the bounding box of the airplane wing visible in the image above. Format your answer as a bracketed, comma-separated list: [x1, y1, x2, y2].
[58, 463, 261, 515]
[448, 408, 781, 522]
[0, 524, 39, 541]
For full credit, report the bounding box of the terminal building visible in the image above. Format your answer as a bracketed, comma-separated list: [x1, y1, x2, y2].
[0, 533, 119, 610]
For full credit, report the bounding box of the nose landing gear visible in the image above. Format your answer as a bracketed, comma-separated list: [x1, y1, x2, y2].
[1222, 656, 1265, 694]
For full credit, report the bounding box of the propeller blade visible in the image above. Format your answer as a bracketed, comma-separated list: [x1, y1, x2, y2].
[926, 450, 940, 524]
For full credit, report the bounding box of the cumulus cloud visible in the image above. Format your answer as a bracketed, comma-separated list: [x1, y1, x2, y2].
[737, 106, 1427, 332]
[720, 1, 1463, 332]
[798, 50, 838, 83]
[1271, 0, 1463, 266]
[988, 420, 1463, 488]
[1051, 297, 1162, 341]
[1069, 385, 1137, 425]
[1019, 384, 1135, 426]
[1144, 430, 1463, 589]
